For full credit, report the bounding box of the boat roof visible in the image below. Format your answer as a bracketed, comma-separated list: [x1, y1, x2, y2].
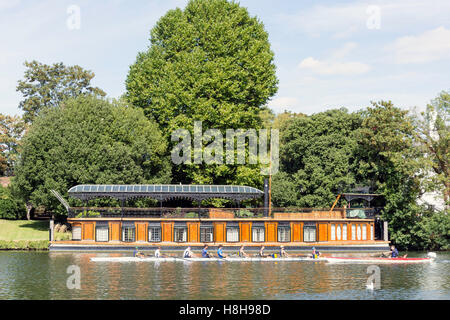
[68, 184, 264, 202]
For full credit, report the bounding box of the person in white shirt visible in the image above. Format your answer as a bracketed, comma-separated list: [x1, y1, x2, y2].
[154, 247, 161, 258]
[183, 246, 193, 258]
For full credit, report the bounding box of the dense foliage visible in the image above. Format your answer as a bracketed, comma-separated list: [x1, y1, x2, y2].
[12, 96, 171, 214]
[17, 60, 106, 124]
[273, 108, 361, 207]
[0, 114, 27, 176]
[126, 0, 278, 186]
[0, 186, 26, 220]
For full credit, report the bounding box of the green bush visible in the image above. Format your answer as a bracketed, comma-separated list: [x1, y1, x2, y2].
[0, 186, 26, 220]
[422, 211, 450, 250]
[235, 209, 254, 217]
[0, 240, 49, 250]
[75, 210, 100, 218]
[185, 212, 198, 218]
[0, 198, 26, 220]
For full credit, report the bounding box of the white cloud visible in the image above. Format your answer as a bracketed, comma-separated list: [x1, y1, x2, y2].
[299, 57, 371, 75]
[278, 0, 450, 38]
[388, 26, 450, 64]
[268, 97, 300, 113]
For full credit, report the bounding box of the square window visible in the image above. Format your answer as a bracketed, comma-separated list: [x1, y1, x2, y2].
[96, 227, 109, 242]
[226, 227, 239, 242]
[200, 227, 214, 242]
[122, 227, 135, 242]
[278, 227, 290, 242]
[174, 227, 187, 242]
[148, 227, 161, 242]
[303, 226, 316, 242]
[252, 227, 265, 242]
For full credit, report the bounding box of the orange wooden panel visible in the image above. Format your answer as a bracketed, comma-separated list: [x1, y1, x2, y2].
[83, 222, 95, 240]
[187, 222, 199, 242]
[348, 222, 353, 240]
[136, 223, 147, 242]
[239, 222, 251, 242]
[265, 222, 277, 242]
[318, 223, 328, 242]
[162, 222, 173, 242]
[291, 222, 302, 242]
[109, 222, 121, 241]
[214, 222, 226, 242]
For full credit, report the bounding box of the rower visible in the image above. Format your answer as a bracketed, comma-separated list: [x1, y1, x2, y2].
[258, 245, 267, 257]
[238, 245, 249, 258]
[183, 246, 193, 258]
[134, 247, 145, 258]
[384, 245, 407, 258]
[217, 244, 227, 258]
[311, 247, 321, 259]
[202, 244, 212, 258]
[280, 245, 289, 258]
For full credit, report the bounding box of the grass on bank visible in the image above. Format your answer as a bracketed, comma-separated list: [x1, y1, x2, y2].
[0, 219, 49, 240]
[0, 219, 71, 250]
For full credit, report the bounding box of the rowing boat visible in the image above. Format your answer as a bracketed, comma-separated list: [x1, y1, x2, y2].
[322, 256, 434, 264]
[90, 256, 317, 262]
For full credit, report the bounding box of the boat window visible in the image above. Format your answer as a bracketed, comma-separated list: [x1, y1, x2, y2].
[226, 227, 239, 242]
[174, 227, 187, 242]
[200, 226, 214, 242]
[277, 226, 290, 242]
[72, 226, 82, 241]
[252, 226, 265, 242]
[370, 225, 374, 241]
[303, 226, 316, 242]
[336, 224, 342, 241]
[362, 224, 367, 240]
[351, 224, 356, 240]
[122, 226, 135, 242]
[148, 227, 161, 242]
[96, 226, 109, 242]
[331, 224, 336, 241]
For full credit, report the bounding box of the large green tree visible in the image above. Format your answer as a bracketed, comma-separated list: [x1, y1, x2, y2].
[126, 0, 278, 187]
[0, 114, 27, 176]
[415, 90, 449, 207]
[12, 96, 171, 214]
[273, 108, 362, 208]
[356, 101, 425, 249]
[17, 60, 106, 123]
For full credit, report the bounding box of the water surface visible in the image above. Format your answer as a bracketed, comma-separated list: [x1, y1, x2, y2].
[0, 251, 448, 300]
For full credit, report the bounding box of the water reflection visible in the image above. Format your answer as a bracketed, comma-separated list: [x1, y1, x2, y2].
[0, 251, 449, 300]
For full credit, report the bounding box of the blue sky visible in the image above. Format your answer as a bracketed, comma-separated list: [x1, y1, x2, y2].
[1, 0, 449, 116]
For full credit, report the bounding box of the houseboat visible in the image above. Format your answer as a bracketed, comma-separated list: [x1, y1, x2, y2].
[49, 182, 390, 252]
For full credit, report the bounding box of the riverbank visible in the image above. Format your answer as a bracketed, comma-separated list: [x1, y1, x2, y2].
[0, 219, 70, 250]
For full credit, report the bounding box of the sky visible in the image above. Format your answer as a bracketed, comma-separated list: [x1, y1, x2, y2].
[0, 0, 449, 117]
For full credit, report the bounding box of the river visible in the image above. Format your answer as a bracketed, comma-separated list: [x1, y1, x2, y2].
[0, 251, 448, 300]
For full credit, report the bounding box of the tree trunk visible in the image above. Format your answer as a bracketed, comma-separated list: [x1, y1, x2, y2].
[26, 203, 33, 221]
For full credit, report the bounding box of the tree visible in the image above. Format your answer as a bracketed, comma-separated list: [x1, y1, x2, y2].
[356, 101, 425, 249]
[12, 95, 171, 215]
[126, 0, 278, 187]
[0, 114, 27, 176]
[273, 108, 361, 208]
[16, 60, 106, 123]
[415, 90, 449, 207]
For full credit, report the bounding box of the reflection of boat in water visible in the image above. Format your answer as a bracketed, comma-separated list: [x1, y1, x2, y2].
[90, 256, 320, 262]
[322, 256, 434, 264]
